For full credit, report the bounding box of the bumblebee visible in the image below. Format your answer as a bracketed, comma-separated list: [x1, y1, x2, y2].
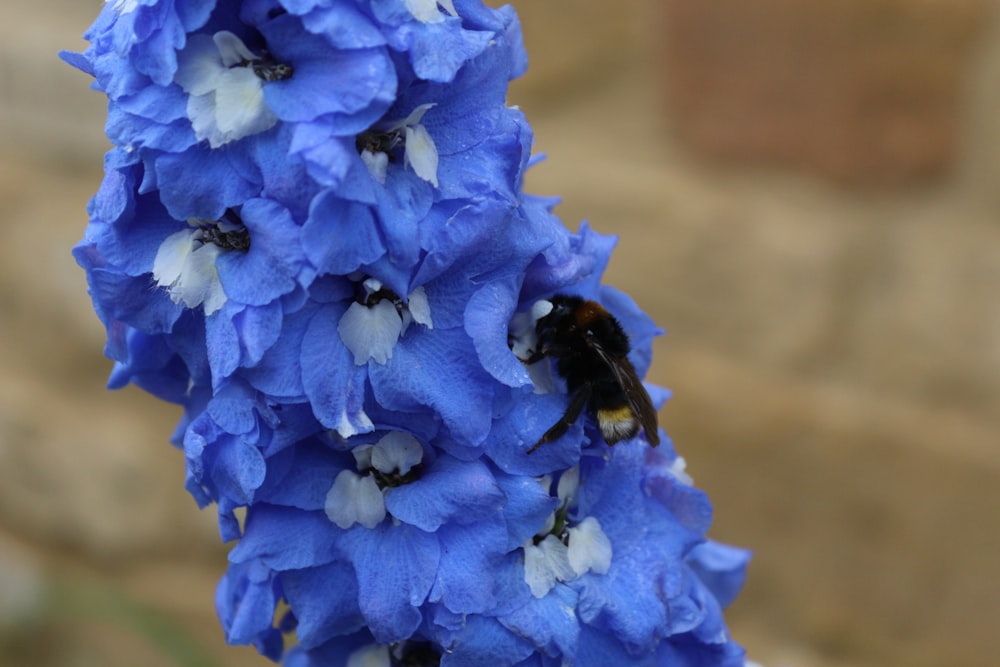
[521, 294, 660, 453]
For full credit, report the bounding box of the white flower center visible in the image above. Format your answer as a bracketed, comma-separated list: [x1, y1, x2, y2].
[107, 0, 138, 14]
[370, 432, 423, 477]
[566, 516, 612, 576]
[174, 31, 282, 148]
[152, 227, 226, 315]
[404, 0, 457, 23]
[510, 299, 558, 393]
[523, 469, 612, 597]
[668, 455, 694, 486]
[338, 279, 433, 365]
[523, 535, 576, 598]
[324, 470, 386, 529]
[359, 104, 439, 187]
[324, 432, 424, 529]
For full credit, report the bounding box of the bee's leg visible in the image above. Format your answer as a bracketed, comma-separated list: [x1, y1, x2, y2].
[527, 385, 592, 454]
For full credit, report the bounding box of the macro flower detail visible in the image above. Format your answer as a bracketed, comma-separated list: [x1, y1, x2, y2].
[357, 103, 439, 186]
[67, 0, 752, 665]
[174, 30, 289, 148]
[338, 278, 433, 365]
[324, 431, 424, 529]
[152, 209, 251, 314]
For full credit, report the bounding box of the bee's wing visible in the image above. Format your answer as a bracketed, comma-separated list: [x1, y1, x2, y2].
[590, 342, 661, 446]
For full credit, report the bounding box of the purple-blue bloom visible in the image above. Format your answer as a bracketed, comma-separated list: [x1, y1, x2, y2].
[66, 0, 751, 665]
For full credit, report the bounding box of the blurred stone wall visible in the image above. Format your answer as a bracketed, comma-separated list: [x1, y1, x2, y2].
[2, 1, 998, 666]
[662, 0, 987, 184]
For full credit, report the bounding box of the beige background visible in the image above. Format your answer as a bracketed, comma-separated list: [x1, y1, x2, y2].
[2, 1, 998, 665]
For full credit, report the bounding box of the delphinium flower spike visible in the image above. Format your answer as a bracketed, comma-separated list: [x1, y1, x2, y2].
[65, 1, 752, 665]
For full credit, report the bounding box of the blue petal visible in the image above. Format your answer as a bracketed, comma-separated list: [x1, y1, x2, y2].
[216, 198, 304, 306]
[685, 540, 752, 610]
[212, 436, 267, 505]
[413, 200, 506, 287]
[427, 516, 507, 614]
[255, 439, 348, 511]
[401, 20, 494, 83]
[85, 268, 182, 335]
[264, 17, 395, 122]
[574, 557, 670, 654]
[241, 303, 316, 401]
[303, 191, 386, 275]
[206, 307, 242, 382]
[301, 303, 373, 433]
[499, 582, 580, 660]
[283, 631, 378, 667]
[338, 523, 440, 643]
[234, 299, 286, 367]
[281, 561, 365, 648]
[484, 389, 582, 477]
[384, 456, 504, 532]
[574, 627, 646, 667]
[408, 37, 509, 154]
[368, 327, 494, 447]
[230, 505, 341, 571]
[290, 124, 358, 188]
[155, 144, 261, 220]
[215, 560, 283, 658]
[97, 190, 178, 277]
[641, 457, 714, 538]
[492, 471, 559, 551]
[465, 279, 531, 388]
[373, 170, 432, 269]
[436, 615, 535, 667]
[292, 3, 387, 49]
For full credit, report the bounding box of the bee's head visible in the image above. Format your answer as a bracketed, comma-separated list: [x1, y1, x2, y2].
[537, 294, 582, 331]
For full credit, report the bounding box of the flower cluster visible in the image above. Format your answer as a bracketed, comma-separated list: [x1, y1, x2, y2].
[66, 1, 750, 665]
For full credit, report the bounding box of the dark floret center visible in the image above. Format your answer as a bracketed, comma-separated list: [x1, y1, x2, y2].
[242, 52, 293, 82]
[356, 128, 405, 160]
[391, 641, 441, 666]
[354, 281, 406, 318]
[372, 465, 422, 489]
[193, 209, 250, 252]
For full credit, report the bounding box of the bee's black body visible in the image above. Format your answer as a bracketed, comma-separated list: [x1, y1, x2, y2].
[524, 294, 660, 452]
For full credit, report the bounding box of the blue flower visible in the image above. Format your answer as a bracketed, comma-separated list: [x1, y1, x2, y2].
[68, 1, 751, 665]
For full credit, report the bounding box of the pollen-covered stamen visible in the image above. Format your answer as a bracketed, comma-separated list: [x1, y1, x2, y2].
[355, 280, 406, 317]
[191, 210, 250, 252]
[356, 128, 405, 161]
[247, 53, 293, 82]
[372, 466, 421, 489]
